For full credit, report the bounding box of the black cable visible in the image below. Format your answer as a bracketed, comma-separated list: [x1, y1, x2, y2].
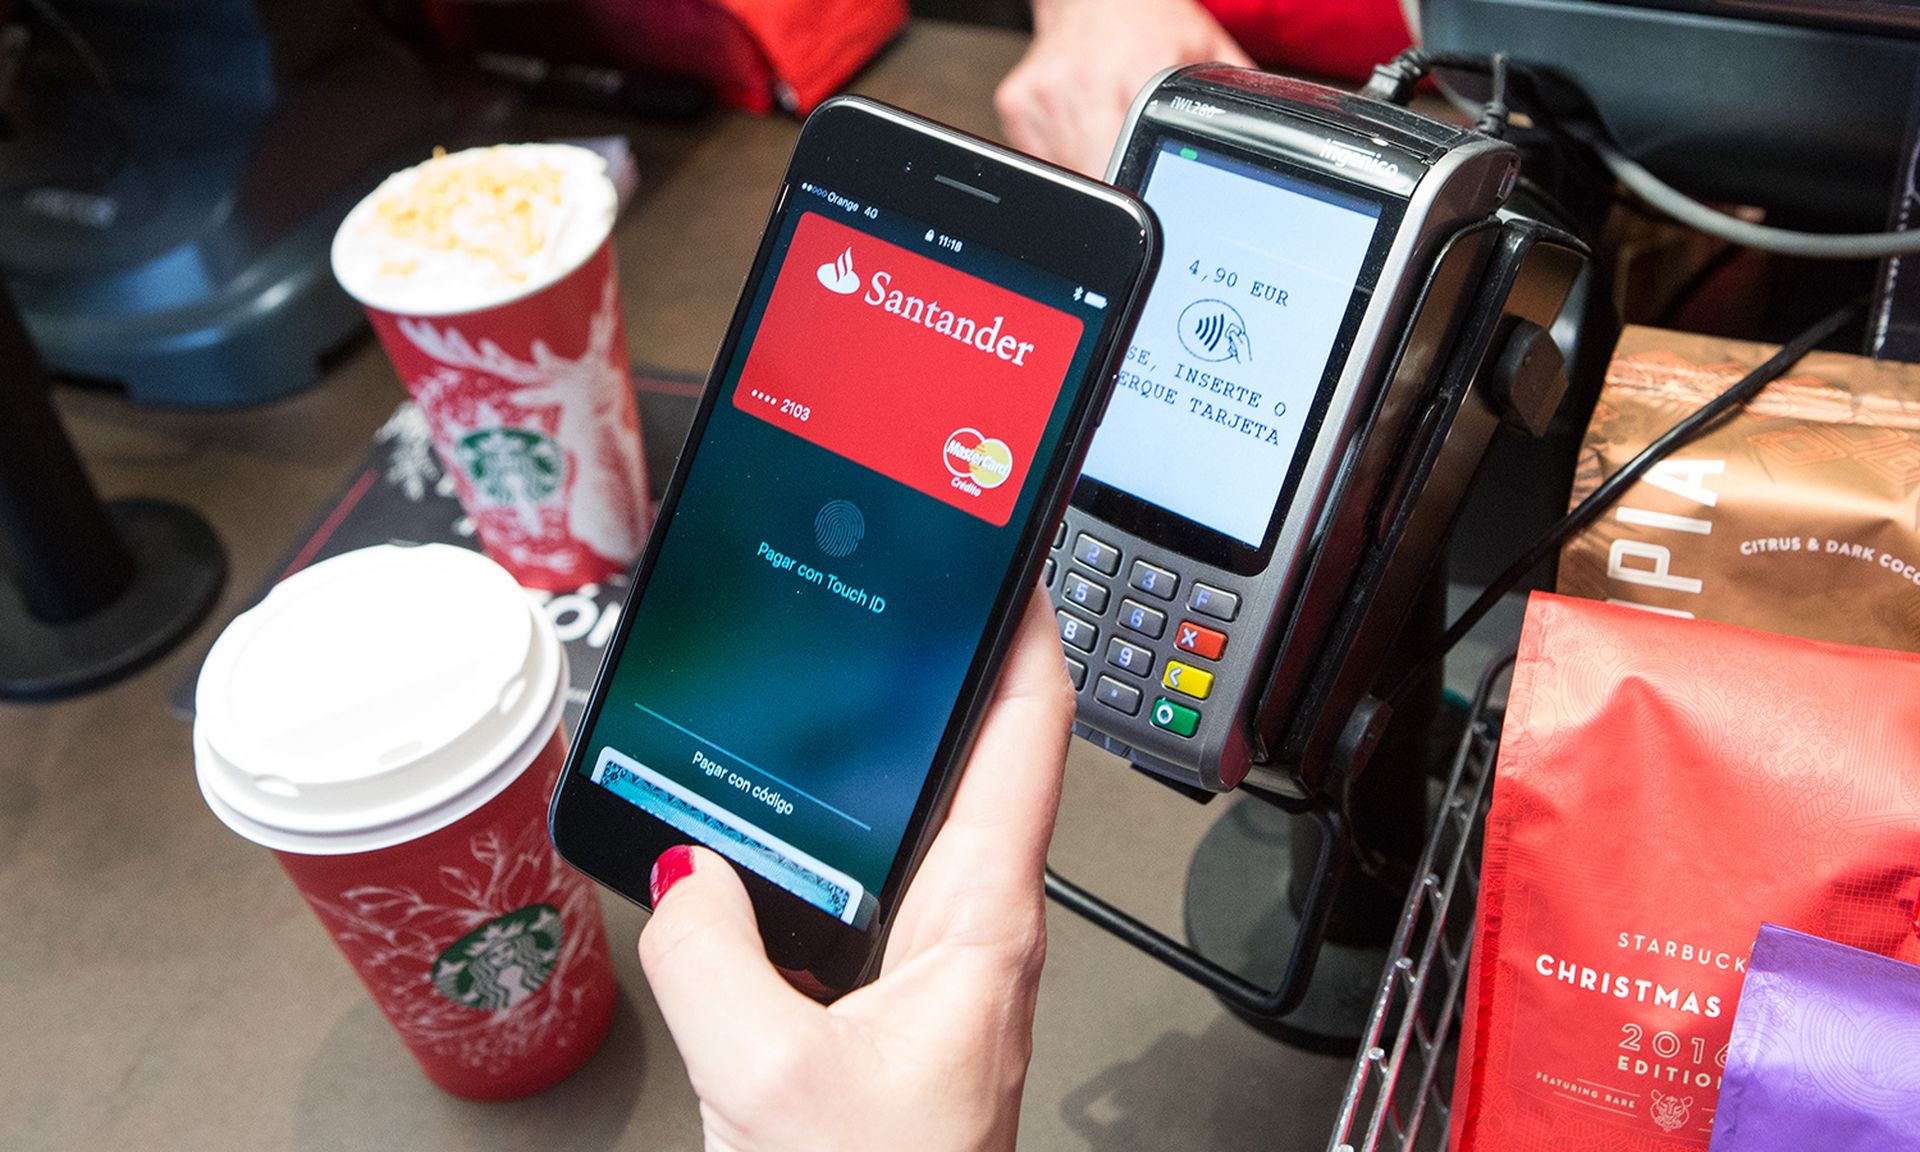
[1362, 47, 1511, 140]
[1383, 294, 1867, 709]
[1360, 46, 1433, 106]
[1473, 52, 1509, 140]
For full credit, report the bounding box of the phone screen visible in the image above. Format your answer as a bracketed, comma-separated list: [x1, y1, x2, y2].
[575, 190, 1103, 927]
[1079, 138, 1386, 557]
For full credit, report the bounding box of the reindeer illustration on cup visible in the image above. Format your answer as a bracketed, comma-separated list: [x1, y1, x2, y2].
[396, 274, 650, 588]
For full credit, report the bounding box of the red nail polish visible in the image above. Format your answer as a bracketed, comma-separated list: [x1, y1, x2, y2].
[650, 844, 696, 905]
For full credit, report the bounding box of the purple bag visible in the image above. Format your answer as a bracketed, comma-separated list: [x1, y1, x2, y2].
[1709, 923, 1920, 1150]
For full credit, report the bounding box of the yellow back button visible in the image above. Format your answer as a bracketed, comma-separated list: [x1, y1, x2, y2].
[1161, 659, 1214, 700]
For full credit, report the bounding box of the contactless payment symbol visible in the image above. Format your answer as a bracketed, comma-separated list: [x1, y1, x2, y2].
[943, 427, 1014, 490]
[1178, 298, 1252, 363]
[814, 499, 865, 557]
[817, 246, 860, 295]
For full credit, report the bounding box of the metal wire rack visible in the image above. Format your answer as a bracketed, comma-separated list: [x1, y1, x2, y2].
[1326, 656, 1512, 1152]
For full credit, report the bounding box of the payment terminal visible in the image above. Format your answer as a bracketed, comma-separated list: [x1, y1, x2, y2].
[1048, 66, 1584, 795]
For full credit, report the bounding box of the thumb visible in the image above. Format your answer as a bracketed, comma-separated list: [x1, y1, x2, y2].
[638, 847, 820, 1082]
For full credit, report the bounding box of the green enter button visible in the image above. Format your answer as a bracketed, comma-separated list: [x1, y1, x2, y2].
[1151, 696, 1200, 737]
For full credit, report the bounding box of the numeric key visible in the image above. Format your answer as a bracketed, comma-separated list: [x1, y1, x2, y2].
[1105, 636, 1153, 678]
[1128, 559, 1178, 601]
[1056, 610, 1097, 653]
[1116, 598, 1166, 638]
[1060, 571, 1110, 614]
[1072, 533, 1121, 575]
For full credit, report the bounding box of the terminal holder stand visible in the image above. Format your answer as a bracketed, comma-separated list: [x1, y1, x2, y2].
[1046, 214, 1588, 1033]
[0, 281, 225, 701]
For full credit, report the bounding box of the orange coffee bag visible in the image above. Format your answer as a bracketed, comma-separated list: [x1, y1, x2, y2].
[1560, 326, 1920, 651]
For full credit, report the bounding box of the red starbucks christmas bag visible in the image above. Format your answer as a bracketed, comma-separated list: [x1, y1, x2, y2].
[1451, 593, 1920, 1151]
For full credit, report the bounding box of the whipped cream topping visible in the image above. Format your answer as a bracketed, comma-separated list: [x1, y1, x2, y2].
[332, 143, 617, 315]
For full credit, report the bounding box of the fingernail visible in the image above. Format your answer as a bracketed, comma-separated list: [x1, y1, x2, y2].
[650, 844, 696, 905]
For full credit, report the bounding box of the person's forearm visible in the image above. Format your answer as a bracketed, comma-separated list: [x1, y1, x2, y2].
[1000, 0, 1255, 176]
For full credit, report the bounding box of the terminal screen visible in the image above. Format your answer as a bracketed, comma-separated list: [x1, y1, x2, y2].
[1080, 140, 1382, 548]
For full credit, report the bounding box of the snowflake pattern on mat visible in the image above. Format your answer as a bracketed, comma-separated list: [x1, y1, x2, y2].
[373, 403, 440, 502]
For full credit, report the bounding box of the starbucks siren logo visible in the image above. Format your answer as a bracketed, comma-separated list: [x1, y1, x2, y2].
[454, 427, 566, 505]
[432, 903, 564, 1011]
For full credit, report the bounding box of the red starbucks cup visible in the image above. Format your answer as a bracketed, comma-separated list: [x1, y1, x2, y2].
[194, 544, 617, 1100]
[332, 145, 651, 591]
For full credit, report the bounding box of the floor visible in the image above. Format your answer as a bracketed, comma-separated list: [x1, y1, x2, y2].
[2, 22, 1425, 1151]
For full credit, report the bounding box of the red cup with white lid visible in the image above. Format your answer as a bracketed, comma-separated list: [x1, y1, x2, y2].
[331, 144, 653, 592]
[195, 543, 617, 1100]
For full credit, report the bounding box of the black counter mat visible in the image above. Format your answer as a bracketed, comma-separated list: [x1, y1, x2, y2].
[169, 368, 704, 732]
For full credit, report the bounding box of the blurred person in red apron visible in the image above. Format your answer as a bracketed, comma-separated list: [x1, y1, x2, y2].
[996, 0, 1411, 177]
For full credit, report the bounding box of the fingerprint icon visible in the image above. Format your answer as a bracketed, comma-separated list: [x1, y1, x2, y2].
[814, 499, 865, 558]
[1177, 298, 1253, 364]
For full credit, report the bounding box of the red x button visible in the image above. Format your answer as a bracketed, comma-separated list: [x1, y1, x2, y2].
[1175, 620, 1227, 660]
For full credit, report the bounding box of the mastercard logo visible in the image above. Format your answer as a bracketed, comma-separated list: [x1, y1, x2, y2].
[943, 427, 1014, 490]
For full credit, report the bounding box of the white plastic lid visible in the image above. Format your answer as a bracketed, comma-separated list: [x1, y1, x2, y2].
[195, 544, 567, 855]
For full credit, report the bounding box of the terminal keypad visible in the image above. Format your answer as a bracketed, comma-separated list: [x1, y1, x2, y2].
[1049, 523, 1236, 744]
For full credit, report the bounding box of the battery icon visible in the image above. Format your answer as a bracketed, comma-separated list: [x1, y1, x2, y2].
[1083, 291, 1108, 310]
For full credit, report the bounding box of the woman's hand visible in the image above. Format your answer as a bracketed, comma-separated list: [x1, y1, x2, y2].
[995, 0, 1255, 177]
[638, 588, 1075, 1152]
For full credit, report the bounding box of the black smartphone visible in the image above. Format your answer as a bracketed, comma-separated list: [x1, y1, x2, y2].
[549, 97, 1158, 998]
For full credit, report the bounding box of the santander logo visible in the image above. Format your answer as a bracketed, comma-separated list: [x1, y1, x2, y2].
[817, 246, 860, 295]
[814, 243, 1039, 367]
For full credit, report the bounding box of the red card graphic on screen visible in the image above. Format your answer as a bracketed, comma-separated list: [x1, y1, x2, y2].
[734, 211, 1085, 526]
